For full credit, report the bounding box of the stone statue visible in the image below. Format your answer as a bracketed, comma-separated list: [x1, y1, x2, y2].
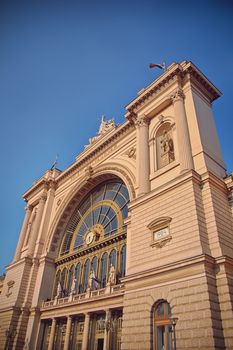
[71, 277, 77, 294]
[160, 129, 175, 162]
[108, 264, 116, 285]
[85, 115, 116, 148]
[56, 282, 62, 298]
[88, 270, 94, 289]
[98, 115, 115, 135]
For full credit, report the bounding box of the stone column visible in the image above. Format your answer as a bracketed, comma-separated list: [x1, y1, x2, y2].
[81, 313, 90, 350]
[103, 309, 111, 350]
[135, 115, 150, 196]
[64, 315, 72, 350]
[13, 205, 32, 261]
[27, 194, 47, 256]
[170, 89, 193, 172]
[48, 318, 56, 350]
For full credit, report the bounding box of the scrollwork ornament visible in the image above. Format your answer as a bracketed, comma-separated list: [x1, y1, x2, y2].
[126, 147, 136, 160]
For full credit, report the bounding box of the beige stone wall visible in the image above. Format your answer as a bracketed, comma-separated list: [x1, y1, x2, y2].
[215, 261, 233, 349]
[122, 272, 225, 350]
[201, 176, 233, 258]
[128, 175, 206, 275]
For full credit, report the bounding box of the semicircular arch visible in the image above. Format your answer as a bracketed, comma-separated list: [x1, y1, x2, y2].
[45, 163, 135, 258]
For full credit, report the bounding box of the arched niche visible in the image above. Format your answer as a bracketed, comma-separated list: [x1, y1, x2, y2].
[156, 122, 175, 169]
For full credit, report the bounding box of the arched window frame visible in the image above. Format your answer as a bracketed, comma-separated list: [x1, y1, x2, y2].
[52, 270, 61, 298]
[109, 249, 117, 268]
[152, 300, 175, 350]
[119, 244, 126, 279]
[59, 180, 129, 256]
[75, 262, 82, 294]
[60, 267, 68, 296]
[82, 259, 90, 292]
[100, 252, 108, 288]
[67, 265, 75, 294]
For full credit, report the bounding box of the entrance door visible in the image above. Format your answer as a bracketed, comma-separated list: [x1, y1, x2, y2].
[97, 338, 104, 350]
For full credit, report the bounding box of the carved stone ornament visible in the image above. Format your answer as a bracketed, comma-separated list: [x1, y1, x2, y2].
[170, 89, 185, 103]
[85, 115, 117, 148]
[85, 165, 94, 179]
[6, 280, 15, 297]
[134, 116, 150, 128]
[147, 216, 172, 248]
[56, 198, 62, 209]
[126, 147, 136, 160]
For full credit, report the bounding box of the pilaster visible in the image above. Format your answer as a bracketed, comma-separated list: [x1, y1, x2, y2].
[135, 115, 150, 196]
[13, 205, 33, 262]
[170, 88, 193, 173]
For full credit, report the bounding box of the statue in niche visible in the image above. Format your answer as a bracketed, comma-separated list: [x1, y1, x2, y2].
[157, 123, 175, 169]
[88, 270, 94, 289]
[70, 276, 77, 294]
[108, 264, 116, 285]
[56, 281, 62, 298]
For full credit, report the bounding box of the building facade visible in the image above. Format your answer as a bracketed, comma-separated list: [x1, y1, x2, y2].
[0, 61, 233, 350]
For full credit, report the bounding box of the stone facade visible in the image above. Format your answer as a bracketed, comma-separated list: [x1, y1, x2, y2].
[0, 61, 233, 350]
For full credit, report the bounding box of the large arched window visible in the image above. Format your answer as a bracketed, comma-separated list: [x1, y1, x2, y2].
[153, 300, 173, 350]
[53, 179, 129, 298]
[60, 180, 129, 255]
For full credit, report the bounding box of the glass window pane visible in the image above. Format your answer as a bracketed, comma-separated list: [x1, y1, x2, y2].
[100, 253, 108, 288]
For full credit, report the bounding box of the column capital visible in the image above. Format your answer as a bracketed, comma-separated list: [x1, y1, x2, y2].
[134, 115, 150, 128]
[170, 88, 185, 103]
[25, 204, 33, 212]
[39, 193, 47, 202]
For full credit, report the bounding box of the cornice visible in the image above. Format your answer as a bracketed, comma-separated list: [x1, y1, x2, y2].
[22, 122, 133, 199]
[122, 254, 215, 284]
[23, 170, 60, 201]
[56, 120, 134, 185]
[125, 61, 221, 119]
[129, 169, 201, 211]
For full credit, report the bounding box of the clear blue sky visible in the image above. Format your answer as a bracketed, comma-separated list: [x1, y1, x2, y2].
[0, 0, 233, 274]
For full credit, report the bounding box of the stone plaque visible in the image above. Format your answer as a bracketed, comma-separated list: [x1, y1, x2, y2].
[153, 227, 169, 241]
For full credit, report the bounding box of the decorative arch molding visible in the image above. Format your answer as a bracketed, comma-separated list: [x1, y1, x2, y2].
[93, 162, 136, 199]
[149, 115, 177, 173]
[44, 162, 135, 258]
[149, 115, 175, 140]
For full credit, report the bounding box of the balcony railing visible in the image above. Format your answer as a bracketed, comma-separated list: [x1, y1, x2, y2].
[41, 283, 125, 309]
